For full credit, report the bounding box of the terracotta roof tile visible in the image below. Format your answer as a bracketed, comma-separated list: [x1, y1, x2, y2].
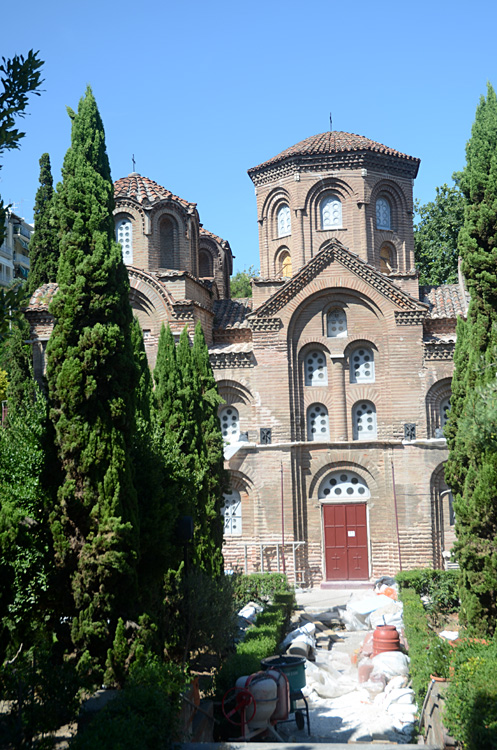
[213, 298, 252, 329]
[200, 227, 228, 246]
[114, 173, 194, 209]
[26, 282, 58, 310]
[419, 284, 468, 319]
[249, 131, 420, 173]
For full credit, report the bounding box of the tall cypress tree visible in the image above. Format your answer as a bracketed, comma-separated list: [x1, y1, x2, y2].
[27, 153, 58, 295]
[46, 87, 139, 667]
[445, 83, 497, 635]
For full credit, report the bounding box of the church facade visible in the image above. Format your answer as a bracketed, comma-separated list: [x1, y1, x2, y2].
[27, 131, 466, 585]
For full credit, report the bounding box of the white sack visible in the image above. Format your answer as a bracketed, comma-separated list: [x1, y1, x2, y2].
[372, 651, 410, 678]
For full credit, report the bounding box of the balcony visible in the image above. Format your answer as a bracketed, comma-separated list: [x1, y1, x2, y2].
[13, 224, 31, 240]
[0, 243, 13, 261]
[13, 251, 29, 267]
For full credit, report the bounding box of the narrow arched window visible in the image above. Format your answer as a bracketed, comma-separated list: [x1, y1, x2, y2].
[277, 205, 291, 237]
[440, 397, 451, 432]
[327, 308, 347, 338]
[116, 217, 133, 264]
[199, 249, 213, 277]
[376, 197, 391, 230]
[222, 490, 242, 536]
[307, 403, 330, 441]
[380, 243, 395, 273]
[160, 216, 176, 268]
[318, 470, 370, 500]
[352, 401, 377, 440]
[350, 347, 375, 383]
[321, 195, 342, 229]
[280, 250, 292, 278]
[219, 406, 240, 444]
[304, 350, 328, 386]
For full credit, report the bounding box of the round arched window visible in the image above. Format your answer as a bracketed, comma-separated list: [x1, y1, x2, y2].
[304, 350, 328, 386]
[376, 197, 391, 230]
[221, 490, 242, 536]
[116, 217, 133, 264]
[277, 205, 291, 238]
[350, 347, 375, 383]
[307, 403, 330, 441]
[318, 470, 370, 500]
[320, 195, 342, 229]
[219, 406, 240, 444]
[352, 401, 377, 440]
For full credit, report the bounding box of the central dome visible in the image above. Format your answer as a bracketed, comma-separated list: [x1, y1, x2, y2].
[248, 131, 419, 174]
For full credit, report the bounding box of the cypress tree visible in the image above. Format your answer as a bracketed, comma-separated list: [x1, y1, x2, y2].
[46, 87, 139, 667]
[27, 153, 59, 294]
[445, 83, 497, 634]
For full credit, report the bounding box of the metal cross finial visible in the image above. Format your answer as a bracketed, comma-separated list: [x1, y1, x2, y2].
[329, 112, 332, 131]
[132, 154, 136, 172]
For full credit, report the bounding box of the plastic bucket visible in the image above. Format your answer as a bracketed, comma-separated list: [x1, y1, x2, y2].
[260, 654, 306, 692]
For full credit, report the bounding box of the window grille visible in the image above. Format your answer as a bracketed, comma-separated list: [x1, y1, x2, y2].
[307, 403, 330, 441]
[277, 205, 291, 237]
[350, 347, 375, 383]
[222, 490, 242, 536]
[352, 401, 377, 440]
[404, 423, 416, 441]
[219, 406, 240, 444]
[376, 197, 391, 230]
[327, 309, 347, 338]
[321, 195, 342, 229]
[116, 217, 133, 264]
[260, 428, 272, 445]
[318, 470, 370, 499]
[304, 350, 328, 386]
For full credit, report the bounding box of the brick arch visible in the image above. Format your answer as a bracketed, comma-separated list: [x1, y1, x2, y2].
[304, 176, 357, 213]
[274, 245, 291, 277]
[308, 458, 380, 500]
[113, 201, 146, 234]
[426, 377, 452, 438]
[216, 378, 253, 406]
[260, 185, 291, 224]
[370, 178, 409, 226]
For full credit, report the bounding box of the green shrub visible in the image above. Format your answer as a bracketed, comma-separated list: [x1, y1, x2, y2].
[73, 660, 187, 750]
[444, 640, 497, 750]
[398, 586, 438, 704]
[231, 573, 293, 607]
[396, 568, 459, 614]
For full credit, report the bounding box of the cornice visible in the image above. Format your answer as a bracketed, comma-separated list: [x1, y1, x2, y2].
[249, 240, 426, 319]
[424, 341, 456, 361]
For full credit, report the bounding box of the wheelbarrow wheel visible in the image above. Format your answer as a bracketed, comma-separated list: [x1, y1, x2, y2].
[295, 709, 305, 731]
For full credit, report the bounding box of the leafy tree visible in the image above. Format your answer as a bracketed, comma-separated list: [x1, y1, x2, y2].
[46, 87, 140, 669]
[0, 51, 44, 244]
[27, 152, 59, 294]
[414, 183, 465, 285]
[230, 265, 258, 298]
[445, 82, 497, 635]
[0, 386, 56, 657]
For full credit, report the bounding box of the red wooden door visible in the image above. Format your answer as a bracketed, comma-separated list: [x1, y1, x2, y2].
[323, 503, 368, 580]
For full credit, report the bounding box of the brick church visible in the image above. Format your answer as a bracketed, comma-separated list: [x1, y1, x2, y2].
[27, 131, 466, 585]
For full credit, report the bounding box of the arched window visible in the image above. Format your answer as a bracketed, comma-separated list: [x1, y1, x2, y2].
[440, 397, 451, 433]
[277, 205, 291, 237]
[318, 470, 370, 500]
[199, 249, 213, 277]
[352, 401, 377, 440]
[304, 350, 328, 386]
[280, 250, 292, 278]
[116, 217, 133, 264]
[380, 243, 395, 273]
[327, 308, 347, 338]
[320, 195, 342, 229]
[376, 197, 391, 230]
[222, 490, 242, 536]
[160, 216, 176, 268]
[307, 403, 330, 441]
[350, 347, 375, 383]
[219, 406, 240, 444]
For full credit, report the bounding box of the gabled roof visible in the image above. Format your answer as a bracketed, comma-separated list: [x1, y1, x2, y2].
[419, 284, 469, 319]
[200, 227, 229, 247]
[249, 131, 420, 175]
[213, 297, 252, 329]
[114, 173, 195, 209]
[249, 239, 428, 319]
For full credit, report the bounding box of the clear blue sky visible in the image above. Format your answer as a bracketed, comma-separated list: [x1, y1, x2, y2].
[2, 0, 496, 273]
